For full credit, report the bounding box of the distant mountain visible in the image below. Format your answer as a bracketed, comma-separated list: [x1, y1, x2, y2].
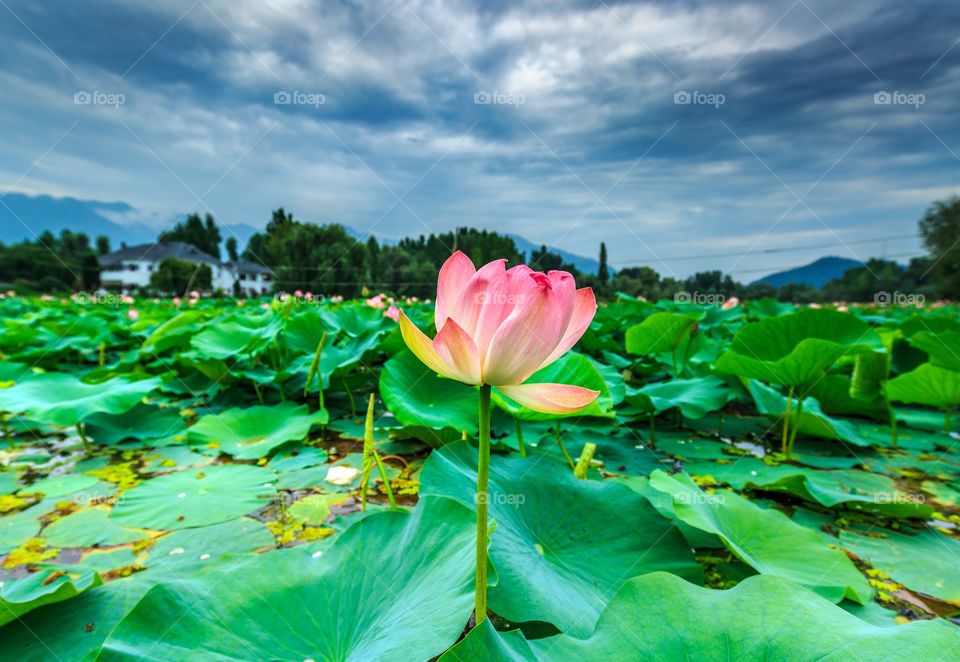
[0, 192, 155, 245]
[753, 256, 863, 289]
[507, 234, 611, 276]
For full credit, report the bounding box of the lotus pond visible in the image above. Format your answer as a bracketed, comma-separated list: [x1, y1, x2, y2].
[1, 294, 960, 660]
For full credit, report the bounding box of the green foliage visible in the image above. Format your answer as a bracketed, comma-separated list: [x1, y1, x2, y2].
[159, 212, 222, 259]
[0, 230, 99, 291]
[149, 257, 212, 295]
[919, 194, 960, 298]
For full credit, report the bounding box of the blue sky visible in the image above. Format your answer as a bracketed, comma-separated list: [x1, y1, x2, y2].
[1, 0, 958, 278]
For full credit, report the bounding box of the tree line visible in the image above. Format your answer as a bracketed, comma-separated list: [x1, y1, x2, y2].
[2, 196, 958, 302]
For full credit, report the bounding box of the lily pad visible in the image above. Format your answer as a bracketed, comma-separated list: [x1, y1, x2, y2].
[650, 470, 871, 603]
[0, 567, 101, 627]
[42, 508, 148, 548]
[420, 441, 701, 636]
[442, 573, 960, 661]
[110, 465, 276, 530]
[186, 403, 327, 459]
[99, 497, 475, 661]
[0, 374, 161, 427]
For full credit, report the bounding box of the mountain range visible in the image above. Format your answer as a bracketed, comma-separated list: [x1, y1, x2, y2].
[752, 256, 863, 288]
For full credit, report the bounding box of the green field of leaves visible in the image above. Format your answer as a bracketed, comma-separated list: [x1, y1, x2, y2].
[1, 294, 959, 660]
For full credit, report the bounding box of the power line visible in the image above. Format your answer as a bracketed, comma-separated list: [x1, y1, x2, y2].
[617, 233, 920, 266]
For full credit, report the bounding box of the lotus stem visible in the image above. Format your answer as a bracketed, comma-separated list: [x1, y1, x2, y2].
[781, 388, 794, 455]
[342, 377, 356, 418]
[373, 450, 397, 511]
[76, 423, 93, 453]
[98, 341, 105, 368]
[515, 419, 527, 458]
[2, 415, 13, 450]
[361, 394, 375, 512]
[555, 422, 574, 469]
[888, 404, 898, 449]
[252, 381, 264, 404]
[574, 443, 597, 479]
[787, 396, 804, 456]
[475, 383, 492, 624]
[649, 412, 657, 444]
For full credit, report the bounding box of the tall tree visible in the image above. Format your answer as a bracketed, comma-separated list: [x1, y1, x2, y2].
[598, 242, 609, 284]
[160, 213, 222, 259]
[95, 235, 111, 255]
[225, 236, 238, 262]
[918, 196, 960, 298]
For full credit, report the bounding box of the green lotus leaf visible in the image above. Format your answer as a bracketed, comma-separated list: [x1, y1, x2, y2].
[98, 497, 475, 661]
[0, 374, 161, 427]
[84, 403, 186, 446]
[143, 518, 274, 578]
[186, 402, 327, 459]
[841, 528, 960, 602]
[110, 465, 276, 530]
[0, 567, 102, 627]
[887, 362, 960, 410]
[0, 507, 41, 554]
[649, 470, 871, 603]
[749, 380, 870, 446]
[627, 376, 729, 419]
[441, 573, 958, 661]
[625, 311, 696, 355]
[717, 309, 884, 390]
[420, 442, 701, 636]
[141, 310, 205, 354]
[42, 507, 148, 548]
[379, 350, 478, 441]
[493, 352, 615, 421]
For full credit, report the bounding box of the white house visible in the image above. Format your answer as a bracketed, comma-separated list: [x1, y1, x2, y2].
[98, 241, 273, 296]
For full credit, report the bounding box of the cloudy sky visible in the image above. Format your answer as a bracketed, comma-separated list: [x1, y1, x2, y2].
[1, 0, 958, 278]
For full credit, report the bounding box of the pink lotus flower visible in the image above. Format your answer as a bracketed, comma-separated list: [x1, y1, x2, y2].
[721, 296, 739, 310]
[127, 308, 139, 320]
[384, 304, 400, 322]
[399, 251, 599, 414]
[365, 294, 386, 309]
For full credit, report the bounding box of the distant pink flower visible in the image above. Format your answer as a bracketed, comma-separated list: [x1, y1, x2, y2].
[721, 296, 739, 310]
[127, 308, 139, 320]
[172, 296, 182, 305]
[260, 302, 270, 310]
[384, 305, 400, 322]
[189, 290, 200, 300]
[399, 251, 599, 414]
[365, 294, 385, 309]
[294, 289, 303, 297]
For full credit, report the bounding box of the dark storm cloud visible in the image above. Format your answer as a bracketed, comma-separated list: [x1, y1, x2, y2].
[0, 0, 957, 277]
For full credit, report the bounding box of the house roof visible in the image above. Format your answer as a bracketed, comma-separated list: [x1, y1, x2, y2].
[97, 242, 222, 267]
[225, 260, 274, 275]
